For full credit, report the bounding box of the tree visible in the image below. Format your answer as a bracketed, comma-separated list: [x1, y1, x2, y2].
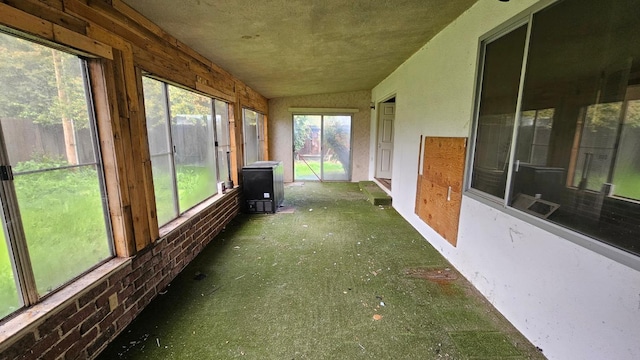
[324, 118, 350, 175]
[0, 33, 89, 166]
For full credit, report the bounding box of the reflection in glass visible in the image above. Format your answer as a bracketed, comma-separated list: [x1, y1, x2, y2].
[215, 100, 231, 184]
[243, 108, 260, 165]
[471, 25, 528, 199]
[322, 116, 351, 181]
[504, 0, 640, 255]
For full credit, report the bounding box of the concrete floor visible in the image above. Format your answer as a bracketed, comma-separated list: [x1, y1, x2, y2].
[98, 182, 545, 359]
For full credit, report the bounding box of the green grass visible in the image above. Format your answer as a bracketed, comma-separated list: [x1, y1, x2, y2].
[153, 166, 217, 226]
[612, 170, 640, 200]
[294, 160, 346, 181]
[0, 162, 214, 319]
[98, 182, 544, 360]
[0, 166, 111, 318]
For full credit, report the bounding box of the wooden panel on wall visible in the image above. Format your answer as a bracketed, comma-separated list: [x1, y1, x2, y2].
[0, 0, 268, 254]
[415, 137, 467, 246]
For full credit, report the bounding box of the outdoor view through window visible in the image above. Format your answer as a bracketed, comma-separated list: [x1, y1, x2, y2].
[0, 33, 112, 319]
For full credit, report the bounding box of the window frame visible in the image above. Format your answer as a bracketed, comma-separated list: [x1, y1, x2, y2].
[291, 112, 354, 182]
[0, 37, 115, 317]
[242, 107, 265, 165]
[142, 76, 231, 227]
[464, 0, 640, 271]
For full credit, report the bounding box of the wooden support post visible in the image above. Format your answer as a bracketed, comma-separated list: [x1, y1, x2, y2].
[88, 59, 136, 257]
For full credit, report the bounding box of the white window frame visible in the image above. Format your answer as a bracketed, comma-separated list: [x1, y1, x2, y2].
[464, 0, 640, 271]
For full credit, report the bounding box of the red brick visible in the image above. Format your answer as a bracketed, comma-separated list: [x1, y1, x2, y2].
[97, 306, 124, 333]
[107, 264, 132, 288]
[78, 282, 108, 308]
[1, 332, 37, 360]
[60, 303, 95, 334]
[94, 289, 117, 310]
[62, 327, 96, 360]
[118, 284, 134, 301]
[115, 309, 135, 331]
[37, 302, 77, 336]
[134, 249, 152, 265]
[18, 330, 60, 360]
[85, 325, 114, 357]
[121, 267, 142, 288]
[45, 329, 80, 358]
[79, 306, 108, 335]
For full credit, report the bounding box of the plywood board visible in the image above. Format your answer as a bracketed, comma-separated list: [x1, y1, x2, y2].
[415, 137, 466, 246]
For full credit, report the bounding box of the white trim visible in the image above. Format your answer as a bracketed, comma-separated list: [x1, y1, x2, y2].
[288, 107, 359, 114]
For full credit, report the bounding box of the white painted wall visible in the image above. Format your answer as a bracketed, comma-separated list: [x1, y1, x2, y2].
[370, 1, 640, 359]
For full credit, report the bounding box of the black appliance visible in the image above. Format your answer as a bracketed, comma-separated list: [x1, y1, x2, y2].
[242, 161, 284, 213]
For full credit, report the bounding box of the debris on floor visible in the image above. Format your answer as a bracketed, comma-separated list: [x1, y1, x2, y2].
[193, 272, 207, 281]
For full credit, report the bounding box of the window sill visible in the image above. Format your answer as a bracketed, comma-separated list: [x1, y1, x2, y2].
[159, 186, 239, 238]
[0, 257, 130, 344]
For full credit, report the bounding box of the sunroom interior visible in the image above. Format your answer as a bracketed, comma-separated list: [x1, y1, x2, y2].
[0, 1, 639, 360]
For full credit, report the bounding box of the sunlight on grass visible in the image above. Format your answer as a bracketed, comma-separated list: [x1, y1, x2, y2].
[294, 160, 345, 181]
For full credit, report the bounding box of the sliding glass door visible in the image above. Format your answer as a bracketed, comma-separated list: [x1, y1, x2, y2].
[293, 114, 352, 181]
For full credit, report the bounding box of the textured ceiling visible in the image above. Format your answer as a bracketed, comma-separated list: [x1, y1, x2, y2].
[123, 0, 478, 99]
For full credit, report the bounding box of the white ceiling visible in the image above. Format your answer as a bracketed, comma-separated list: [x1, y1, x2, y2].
[123, 0, 479, 99]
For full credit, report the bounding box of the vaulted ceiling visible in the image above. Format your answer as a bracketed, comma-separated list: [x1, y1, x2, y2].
[123, 0, 479, 99]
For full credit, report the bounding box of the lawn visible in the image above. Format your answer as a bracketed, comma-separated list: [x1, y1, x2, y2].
[0, 163, 216, 319]
[0, 165, 111, 318]
[294, 160, 347, 181]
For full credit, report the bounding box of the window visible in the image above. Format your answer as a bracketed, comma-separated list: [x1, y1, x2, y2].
[470, 0, 640, 257]
[143, 77, 230, 226]
[242, 108, 264, 165]
[293, 114, 352, 181]
[215, 100, 231, 185]
[0, 33, 112, 319]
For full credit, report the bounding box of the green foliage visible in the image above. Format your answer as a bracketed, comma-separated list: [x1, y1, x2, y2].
[323, 119, 351, 175]
[293, 115, 312, 152]
[0, 33, 89, 128]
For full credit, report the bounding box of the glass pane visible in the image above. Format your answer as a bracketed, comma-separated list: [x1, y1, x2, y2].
[215, 100, 230, 183]
[169, 86, 217, 212]
[293, 115, 322, 181]
[571, 103, 621, 191]
[243, 108, 259, 165]
[0, 38, 96, 168]
[143, 77, 171, 156]
[151, 154, 177, 226]
[509, 0, 640, 256]
[14, 166, 110, 295]
[471, 25, 528, 198]
[0, 35, 111, 296]
[322, 115, 351, 181]
[257, 112, 265, 161]
[612, 98, 640, 200]
[0, 221, 21, 319]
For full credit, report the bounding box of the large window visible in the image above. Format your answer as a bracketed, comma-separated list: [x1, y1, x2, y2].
[470, 0, 640, 257]
[0, 34, 112, 319]
[143, 77, 230, 226]
[293, 114, 352, 181]
[242, 108, 265, 165]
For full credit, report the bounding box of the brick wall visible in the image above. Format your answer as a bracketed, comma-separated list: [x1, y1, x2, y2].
[0, 189, 240, 360]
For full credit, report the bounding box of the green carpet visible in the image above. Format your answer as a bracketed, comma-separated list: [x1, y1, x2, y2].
[98, 182, 544, 359]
